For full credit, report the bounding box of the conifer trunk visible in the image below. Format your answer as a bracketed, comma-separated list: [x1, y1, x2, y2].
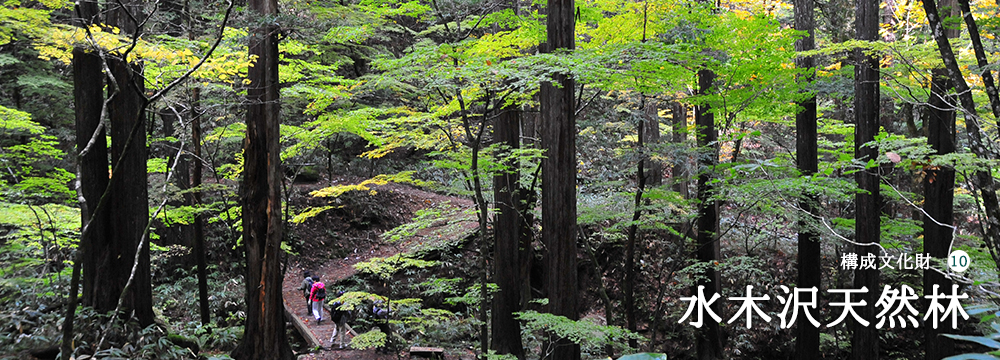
[852, 0, 880, 357]
[65, 3, 105, 357]
[106, 55, 155, 326]
[97, 0, 154, 325]
[956, 0, 1000, 119]
[923, 68, 956, 360]
[73, 1, 106, 308]
[492, 108, 526, 359]
[231, 0, 295, 356]
[695, 68, 723, 360]
[794, 0, 820, 356]
[923, 1, 958, 357]
[185, 0, 211, 325]
[923, 0, 1000, 270]
[191, 86, 211, 325]
[540, 0, 578, 354]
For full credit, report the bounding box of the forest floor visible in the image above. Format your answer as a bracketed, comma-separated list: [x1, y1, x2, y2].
[281, 178, 478, 360]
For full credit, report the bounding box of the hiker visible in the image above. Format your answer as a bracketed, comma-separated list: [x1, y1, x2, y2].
[297, 271, 314, 315]
[371, 300, 393, 351]
[310, 275, 326, 323]
[372, 300, 389, 319]
[328, 291, 349, 349]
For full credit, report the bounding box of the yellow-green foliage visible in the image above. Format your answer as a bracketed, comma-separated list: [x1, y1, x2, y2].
[353, 254, 437, 280]
[327, 291, 388, 311]
[36, 25, 251, 88]
[291, 171, 433, 224]
[0, 106, 74, 202]
[0, 0, 62, 45]
[0, 202, 80, 253]
[349, 329, 387, 350]
[0, 105, 43, 134]
[309, 171, 430, 198]
[290, 205, 340, 224]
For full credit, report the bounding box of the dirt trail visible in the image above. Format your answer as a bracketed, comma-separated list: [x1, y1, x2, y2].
[281, 182, 476, 359]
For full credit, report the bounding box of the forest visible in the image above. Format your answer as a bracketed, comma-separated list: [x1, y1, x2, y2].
[1, 0, 1000, 357]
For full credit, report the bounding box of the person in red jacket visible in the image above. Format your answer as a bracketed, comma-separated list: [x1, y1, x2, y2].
[309, 276, 326, 323]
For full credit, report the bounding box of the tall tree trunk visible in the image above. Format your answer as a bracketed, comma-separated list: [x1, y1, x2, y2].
[671, 102, 688, 199]
[231, 0, 294, 356]
[65, 3, 106, 357]
[625, 95, 656, 350]
[540, 0, 578, 354]
[852, 0, 880, 357]
[923, 1, 958, 357]
[73, 12, 107, 310]
[94, 0, 155, 325]
[956, 0, 1000, 120]
[794, 0, 820, 356]
[695, 68, 723, 360]
[923, 68, 957, 360]
[106, 56, 155, 326]
[187, 1, 210, 324]
[160, 108, 192, 246]
[492, 108, 526, 360]
[923, 0, 1000, 274]
[191, 86, 211, 325]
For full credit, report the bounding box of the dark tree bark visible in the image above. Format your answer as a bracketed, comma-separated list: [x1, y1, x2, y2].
[695, 69, 723, 360]
[923, 0, 1000, 274]
[105, 56, 155, 326]
[492, 108, 526, 360]
[852, 0, 880, 357]
[956, 0, 1000, 119]
[160, 108, 193, 246]
[230, 0, 294, 357]
[82, 0, 155, 325]
[191, 86, 211, 325]
[187, 2, 210, 324]
[923, 68, 956, 360]
[65, 3, 106, 358]
[73, 22, 107, 311]
[540, 0, 578, 355]
[923, 1, 958, 358]
[794, 0, 820, 357]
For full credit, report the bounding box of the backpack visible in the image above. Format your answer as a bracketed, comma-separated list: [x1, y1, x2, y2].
[312, 282, 326, 300]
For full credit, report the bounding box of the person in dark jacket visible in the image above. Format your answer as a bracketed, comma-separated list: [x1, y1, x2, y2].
[297, 271, 314, 314]
[328, 291, 349, 348]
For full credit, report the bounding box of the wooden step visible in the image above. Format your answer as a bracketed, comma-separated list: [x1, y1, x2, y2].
[409, 346, 444, 359]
